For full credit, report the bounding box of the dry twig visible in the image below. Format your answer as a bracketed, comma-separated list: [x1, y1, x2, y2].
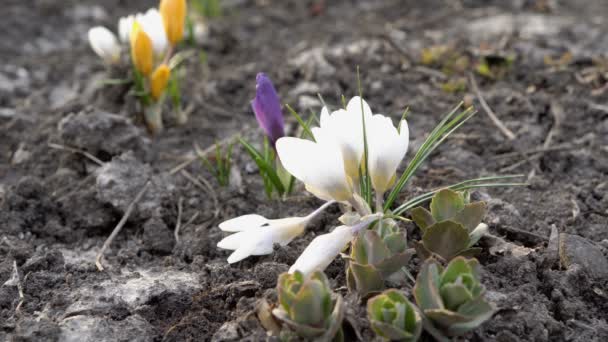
[174, 197, 184, 242]
[468, 73, 516, 140]
[48, 143, 105, 166]
[95, 180, 151, 271]
[12, 261, 24, 313]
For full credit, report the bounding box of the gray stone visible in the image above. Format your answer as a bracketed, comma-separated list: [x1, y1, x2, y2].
[58, 109, 151, 160]
[59, 314, 155, 342]
[211, 321, 241, 341]
[559, 233, 608, 280]
[95, 152, 174, 220]
[65, 269, 200, 314]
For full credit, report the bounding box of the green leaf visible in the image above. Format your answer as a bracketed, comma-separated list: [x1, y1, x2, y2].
[239, 138, 285, 195]
[286, 104, 316, 143]
[430, 189, 465, 222]
[458, 247, 482, 258]
[383, 232, 407, 254]
[384, 104, 476, 211]
[320, 295, 345, 341]
[414, 260, 444, 311]
[424, 309, 471, 330]
[411, 207, 436, 232]
[453, 202, 487, 232]
[450, 296, 495, 335]
[362, 230, 391, 265]
[440, 283, 473, 311]
[376, 251, 413, 278]
[349, 262, 384, 297]
[440, 257, 473, 286]
[290, 283, 321, 326]
[392, 174, 526, 216]
[422, 221, 470, 261]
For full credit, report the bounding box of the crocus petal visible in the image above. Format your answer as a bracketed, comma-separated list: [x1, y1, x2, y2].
[160, 0, 187, 46]
[288, 225, 353, 275]
[130, 22, 154, 76]
[136, 9, 169, 55]
[368, 115, 409, 194]
[251, 73, 285, 146]
[217, 230, 254, 250]
[227, 238, 267, 263]
[150, 64, 171, 101]
[88, 26, 121, 64]
[118, 15, 135, 43]
[346, 96, 373, 119]
[276, 137, 352, 202]
[219, 214, 269, 232]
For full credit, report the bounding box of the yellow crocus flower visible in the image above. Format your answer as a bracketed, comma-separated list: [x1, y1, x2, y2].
[159, 0, 187, 46]
[130, 22, 154, 76]
[150, 64, 171, 101]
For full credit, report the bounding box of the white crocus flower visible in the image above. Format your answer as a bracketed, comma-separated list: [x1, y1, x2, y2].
[289, 214, 382, 275]
[367, 114, 409, 195]
[118, 9, 168, 56]
[313, 96, 372, 182]
[217, 201, 335, 263]
[277, 137, 353, 202]
[87, 26, 121, 64]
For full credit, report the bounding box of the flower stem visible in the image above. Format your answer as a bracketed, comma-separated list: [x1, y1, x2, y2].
[375, 192, 384, 213]
[347, 197, 368, 216]
[350, 213, 382, 234]
[305, 200, 336, 220]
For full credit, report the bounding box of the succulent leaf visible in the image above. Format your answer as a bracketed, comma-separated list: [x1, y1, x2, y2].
[411, 207, 436, 232]
[349, 262, 384, 296]
[273, 271, 344, 340]
[413, 260, 444, 311]
[440, 282, 473, 310]
[383, 232, 407, 254]
[440, 257, 472, 285]
[453, 202, 486, 232]
[430, 189, 465, 222]
[367, 289, 422, 342]
[347, 228, 411, 297]
[421, 221, 470, 260]
[414, 257, 495, 337]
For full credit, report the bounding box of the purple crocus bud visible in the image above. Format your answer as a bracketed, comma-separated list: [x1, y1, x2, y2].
[251, 73, 285, 146]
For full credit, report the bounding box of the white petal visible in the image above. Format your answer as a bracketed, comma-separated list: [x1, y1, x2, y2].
[137, 9, 168, 55]
[227, 243, 258, 263]
[223, 229, 274, 263]
[289, 225, 353, 275]
[88, 26, 121, 63]
[346, 96, 373, 120]
[118, 15, 134, 43]
[368, 115, 409, 193]
[219, 214, 268, 232]
[276, 137, 352, 201]
[217, 230, 251, 250]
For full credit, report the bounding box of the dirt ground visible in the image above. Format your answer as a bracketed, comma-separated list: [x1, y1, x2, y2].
[1, 0, 607, 341]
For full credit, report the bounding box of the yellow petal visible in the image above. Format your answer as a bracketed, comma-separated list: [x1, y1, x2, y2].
[150, 64, 171, 100]
[160, 0, 187, 45]
[130, 22, 154, 76]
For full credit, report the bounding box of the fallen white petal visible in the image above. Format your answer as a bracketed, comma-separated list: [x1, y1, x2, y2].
[288, 225, 353, 275]
[219, 214, 269, 232]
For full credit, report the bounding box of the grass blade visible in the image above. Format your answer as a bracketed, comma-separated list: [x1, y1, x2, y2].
[239, 138, 286, 195]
